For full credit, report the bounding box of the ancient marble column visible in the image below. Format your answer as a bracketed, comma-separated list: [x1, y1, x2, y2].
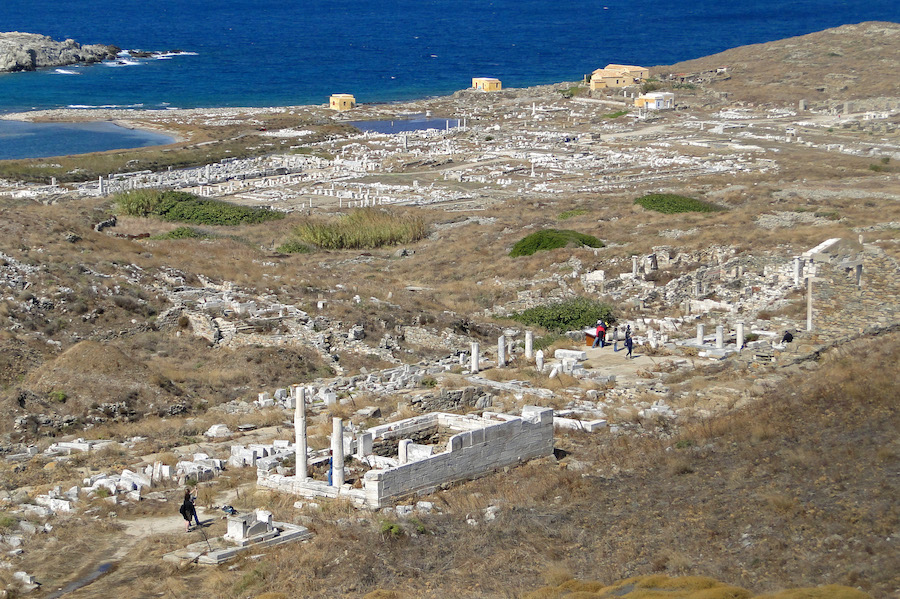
[293, 385, 307, 479]
[331, 418, 344, 488]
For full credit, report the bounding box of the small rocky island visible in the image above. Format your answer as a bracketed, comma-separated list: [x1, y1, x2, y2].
[0, 31, 118, 73]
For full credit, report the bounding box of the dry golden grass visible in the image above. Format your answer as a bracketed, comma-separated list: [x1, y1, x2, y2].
[525, 575, 870, 599]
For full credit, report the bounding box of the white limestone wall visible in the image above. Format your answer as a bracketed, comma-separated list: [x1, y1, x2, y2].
[363, 407, 553, 508]
[367, 413, 440, 440]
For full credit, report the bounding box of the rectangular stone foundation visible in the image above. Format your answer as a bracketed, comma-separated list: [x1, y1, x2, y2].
[258, 407, 554, 508]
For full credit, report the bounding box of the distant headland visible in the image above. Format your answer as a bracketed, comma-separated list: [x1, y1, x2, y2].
[0, 31, 119, 73]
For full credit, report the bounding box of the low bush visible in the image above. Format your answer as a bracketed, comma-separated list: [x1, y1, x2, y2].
[509, 229, 603, 257]
[150, 226, 210, 240]
[558, 208, 588, 220]
[115, 190, 284, 226]
[276, 240, 315, 254]
[292, 208, 426, 250]
[510, 297, 615, 333]
[634, 193, 725, 214]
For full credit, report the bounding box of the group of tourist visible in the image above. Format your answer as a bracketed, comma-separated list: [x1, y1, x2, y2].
[592, 320, 634, 359]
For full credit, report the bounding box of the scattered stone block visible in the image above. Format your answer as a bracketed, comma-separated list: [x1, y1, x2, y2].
[205, 424, 232, 438]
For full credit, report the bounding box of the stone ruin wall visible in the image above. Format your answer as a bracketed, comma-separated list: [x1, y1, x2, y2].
[362, 408, 554, 508]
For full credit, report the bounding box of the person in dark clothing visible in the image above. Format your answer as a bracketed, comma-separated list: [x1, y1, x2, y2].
[624, 334, 634, 359]
[180, 488, 200, 532]
[781, 330, 794, 344]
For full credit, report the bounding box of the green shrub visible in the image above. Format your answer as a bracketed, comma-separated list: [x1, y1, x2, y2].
[634, 193, 725, 214]
[510, 298, 615, 333]
[509, 229, 603, 257]
[558, 208, 588, 220]
[276, 240, 315, 254]
[115, 190, 284, 226]
[0, 514, 17, 530]
[293, 208, 426, 250]
[380, 519, 404, 537]
[48, 390, 67, 403]
[150, 227, 210, 240]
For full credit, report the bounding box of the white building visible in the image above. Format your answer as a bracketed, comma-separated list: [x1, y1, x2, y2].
[635, 91, 675, 110]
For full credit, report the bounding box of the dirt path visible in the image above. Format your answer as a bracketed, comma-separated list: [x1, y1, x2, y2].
[582, 343, 675, 385]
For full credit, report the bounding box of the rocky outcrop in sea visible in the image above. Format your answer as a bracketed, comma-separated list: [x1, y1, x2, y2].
[0, 32, 118, 73]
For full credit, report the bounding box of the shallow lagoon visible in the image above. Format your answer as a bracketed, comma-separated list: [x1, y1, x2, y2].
[0, 120, 174, 160]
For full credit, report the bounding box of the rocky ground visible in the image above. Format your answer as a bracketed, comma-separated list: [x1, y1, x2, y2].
[0, 20, 897, 599]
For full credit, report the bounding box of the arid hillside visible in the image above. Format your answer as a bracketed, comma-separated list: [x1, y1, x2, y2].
[655, 21, 900, 106]
[0, 21, 898, 599]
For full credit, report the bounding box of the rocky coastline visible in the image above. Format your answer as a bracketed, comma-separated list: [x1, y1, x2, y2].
[0, 31, 118, 73]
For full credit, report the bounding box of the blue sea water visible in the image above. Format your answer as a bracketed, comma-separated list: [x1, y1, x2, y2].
[1, 0, 897, 114]
[0, 120, 174, 160]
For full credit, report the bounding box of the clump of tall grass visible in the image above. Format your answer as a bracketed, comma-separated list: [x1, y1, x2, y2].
[291, 208, 426, 250]
[115, 190, 284, 226]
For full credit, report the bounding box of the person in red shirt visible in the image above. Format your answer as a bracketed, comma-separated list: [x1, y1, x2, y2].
[592, 320, 607, 348]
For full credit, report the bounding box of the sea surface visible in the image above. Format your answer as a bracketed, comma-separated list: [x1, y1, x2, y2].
[2, 0, 898, 114]
[0, 120, 174, 160]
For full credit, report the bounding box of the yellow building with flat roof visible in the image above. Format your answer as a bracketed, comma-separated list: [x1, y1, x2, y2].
[472, 77, 502, 91]
[329, 93, 356, 111]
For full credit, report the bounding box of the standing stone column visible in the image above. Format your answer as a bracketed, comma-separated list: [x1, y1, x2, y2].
[293, 385, 307, 479]
[535, 350, 544, 372]
[470, 342, 480, 373]
[736, 321, 745, 351]
[331, 418, 344, 488]
[525, 331, 534, 360]
[807, 271, 814, 332]
[793, 257, 802, 286]
[398, 439, 411, 465]
[356, 432, 373, 458]
[697, 324, 705, 345]
[632, 256, 639, 276]
[715, 325, 724, 349]
[497, 335, 506, 367]
[98, 176, 106, 196]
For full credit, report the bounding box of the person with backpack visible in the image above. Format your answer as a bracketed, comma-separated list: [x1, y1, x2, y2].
[591, 320, 607, 348]
[624, 325, 634, 359]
